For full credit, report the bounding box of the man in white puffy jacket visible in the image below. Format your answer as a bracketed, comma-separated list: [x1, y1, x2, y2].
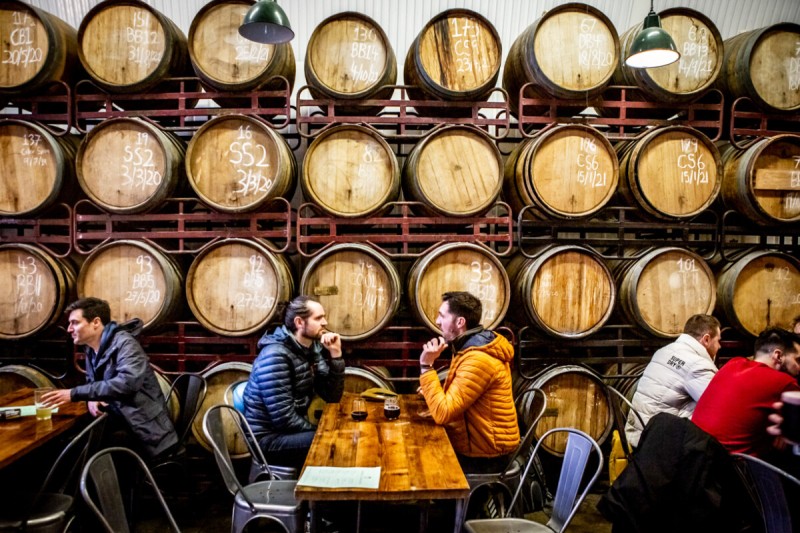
[625, 314, 721, 448]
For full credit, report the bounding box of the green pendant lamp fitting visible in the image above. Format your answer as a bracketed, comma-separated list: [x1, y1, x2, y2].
[239, 0, 294, 44]
[625, 0, 680, 68]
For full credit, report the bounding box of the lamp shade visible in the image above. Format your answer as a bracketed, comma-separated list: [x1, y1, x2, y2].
[239, 0, 294, 44]
[625, 11, 680, 68]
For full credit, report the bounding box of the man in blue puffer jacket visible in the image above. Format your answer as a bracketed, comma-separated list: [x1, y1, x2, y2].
[244, 295, 345, 470]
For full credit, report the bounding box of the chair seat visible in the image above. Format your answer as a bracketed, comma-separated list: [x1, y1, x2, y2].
[466, 460, 522, 488]
[465, 517, 553, 533]
[0, 493, 73, 529]
[236, 480, 303, 513]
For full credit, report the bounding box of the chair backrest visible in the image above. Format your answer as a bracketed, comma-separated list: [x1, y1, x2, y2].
[80, 446, 181, 533]
[511, 428, 603, 533]
[166, 373, 208, 446]
[501, 387, 547, 480]
[733, 453, 800, 533]
[224, 379, 247, 413]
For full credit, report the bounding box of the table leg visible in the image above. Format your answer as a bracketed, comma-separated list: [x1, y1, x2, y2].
[308, 501, 318, 533]
[355, 501, 362, 533]
[453, 497, 467, 533]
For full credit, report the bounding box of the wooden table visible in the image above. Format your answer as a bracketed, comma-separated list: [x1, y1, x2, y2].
[0, 387, 89, 469]
[296, 393, 469, 533]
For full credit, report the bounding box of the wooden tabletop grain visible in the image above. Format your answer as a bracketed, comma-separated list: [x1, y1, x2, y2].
[0, 387, 89, 469]
[296, 392, 469, 502]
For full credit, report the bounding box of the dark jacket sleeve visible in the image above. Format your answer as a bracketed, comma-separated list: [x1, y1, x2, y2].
[71, 335, 147, 402]
[258, 350, 316, 433]
[314, 353, 345, 403]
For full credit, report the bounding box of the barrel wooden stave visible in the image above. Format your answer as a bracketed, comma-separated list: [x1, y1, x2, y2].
[0, 365, 55, 396]
[78, 0, 190, 93]
[0, 243, 75, 340]
[404, 9, 501, 102]
[77, 240, 183, 331]
[403, 126, 502, 217]
[507, 246, 615, 338]
[407, 243, 509, 332]
[615, 8, 723, 104]
[186, 238, 294, 337]
[719, 135, 800, 225]
[617, 126, 721, 219]
[0, 120, 79, 217]
[301, 125, 400, 218]
[718, 23, 800, 113]
[188, 0, 295, 94]
[0, 1, 82, 93]
[503, 124, 618, 219]
[615, 247, 716, 338]
[716, 250, 800, 336]
[300, 244, 400, 341]
[76, 117, 185, 214]
[192, 362, 252, 458]
[503, 3, 619, 113]
[186, 114, 296, 213]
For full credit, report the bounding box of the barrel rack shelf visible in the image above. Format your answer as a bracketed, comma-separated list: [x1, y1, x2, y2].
[0, 202, 73, 258]
[720, 209, 800, 261]
[729, 96, 800, 149]
[0, 81, 73, 134]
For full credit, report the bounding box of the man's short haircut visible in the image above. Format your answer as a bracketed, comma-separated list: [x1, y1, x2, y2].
[683, 314, 721, 339]
[442, 291, 482, 329]
[282, 295, 320, 332]
[65, 297, 111, 325]
[792, 315, 800, 330]
[754, 327, 800, 356]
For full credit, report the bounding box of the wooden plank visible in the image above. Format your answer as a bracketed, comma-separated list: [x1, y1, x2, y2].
[754, 168, 800, 191]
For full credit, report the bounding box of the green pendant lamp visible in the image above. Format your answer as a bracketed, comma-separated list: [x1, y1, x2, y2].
[625, 0, 680, 68]
[239, 0, 294, 44]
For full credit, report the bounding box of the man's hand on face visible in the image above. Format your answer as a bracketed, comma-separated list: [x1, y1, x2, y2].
[420, 336, 448, 366]
[320, 331, 342, 359]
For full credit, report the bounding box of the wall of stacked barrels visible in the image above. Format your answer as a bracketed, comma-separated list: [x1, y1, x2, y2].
[0, 0, 799, 451]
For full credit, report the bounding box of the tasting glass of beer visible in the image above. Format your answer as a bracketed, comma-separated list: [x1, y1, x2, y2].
[34, 388, 53, 421]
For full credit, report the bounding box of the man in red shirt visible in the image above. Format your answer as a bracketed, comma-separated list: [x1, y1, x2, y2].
[692, 328, 800, 459]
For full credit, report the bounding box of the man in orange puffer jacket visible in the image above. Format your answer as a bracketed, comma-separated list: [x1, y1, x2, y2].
[418, 291, 520, 473]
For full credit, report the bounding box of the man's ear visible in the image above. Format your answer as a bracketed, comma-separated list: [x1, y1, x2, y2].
[456, 316, 466, 329]
[294, 316, 304, 331]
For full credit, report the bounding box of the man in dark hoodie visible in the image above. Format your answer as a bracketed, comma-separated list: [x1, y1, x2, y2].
[243, 295, 345, 470]
[41, 297, 178, 460]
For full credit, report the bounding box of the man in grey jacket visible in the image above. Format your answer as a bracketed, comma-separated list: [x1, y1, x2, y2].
[625, 314, 721, 448]
[41, 297, 178, 460]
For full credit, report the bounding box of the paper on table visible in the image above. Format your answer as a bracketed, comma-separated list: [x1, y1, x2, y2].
[297, 466, 381, 489]
[0, 405, 59, 417]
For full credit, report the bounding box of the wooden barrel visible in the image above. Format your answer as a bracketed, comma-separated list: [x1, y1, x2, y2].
[76, 240, 183, 331]
[185, 114, 296, 213]
[604, 362, 648, 402]
[614, 247, 716, 338]
[0, 119, 79, 217]
[615, 8, 723, 104]
[76, 117, 185, 215]
[188, 0, 295, 93]
[617, 126, 721, 219]
[0, 364, 55, 396]
[529, 365, 612, 456]
[186, 238, 294, 337]
[403, 125, 502, 217]
[718, 135, 800, 225]
[506, 246, 615, 338]
[192, 362, 252, 458]
[300, 243, 400, 341]
[0, 1, 81, 94]
[502, 3, 619, 113]
[0, 243, 75, 340]
[301, 124, 400, 218]
[504, 124, 618, 219]
[153, 368, 180, 424]
[404, 9, 502, 102]
[716, 250, 800, 337]
[407, 243, 510, 331]
[77, 0, 190, 93]
[304, 12, 396, 112]
[717, 23, 800, 113]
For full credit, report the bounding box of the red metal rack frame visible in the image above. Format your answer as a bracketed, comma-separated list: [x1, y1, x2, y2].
[73, 197, 293, 255]
[296, 201, 514, 258]
[728, 96, 800, 149]
[720, 209, 800, 262]
[515, 85, 725, 142]
[0, 202, 73, 258]
[73, 76, 293, 133]
[0, 80, 72, 135]
[295, 85, 511, 141]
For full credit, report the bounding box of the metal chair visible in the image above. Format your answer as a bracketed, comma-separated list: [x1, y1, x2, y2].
[733, 453, 800, 533]
[224, 379, 247, 414]
[202, 404, 304, 533]
[165, 373, 208, 450]
[605, 384, 645, 485]
[465, 428, 604, 533]
[0, 414, 107, 533]
[464, 387, 548, 520]
[80, 447, 181, 533]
